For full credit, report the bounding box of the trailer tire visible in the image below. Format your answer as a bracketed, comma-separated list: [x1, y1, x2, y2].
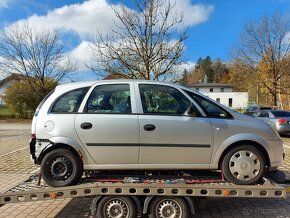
[222, 145, 265, 185]
[41, 149, 83, 187]
[97, 196, 137, 218]
[148, 197, 190, 218]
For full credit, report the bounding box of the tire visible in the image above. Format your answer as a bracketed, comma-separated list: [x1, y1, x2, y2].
[148, 197, 190, 218]
[97, 196, 137, 218]
[222, 145, 266, 185]
[41, 148, 83, 187]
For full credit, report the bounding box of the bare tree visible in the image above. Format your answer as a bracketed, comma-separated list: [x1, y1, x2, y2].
[232, 13, 290, 109]
[89, 0, 187, 80]
[0, 23, 76, 97]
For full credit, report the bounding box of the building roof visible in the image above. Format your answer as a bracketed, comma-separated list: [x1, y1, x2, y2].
[0, 74, 23, 88]
[189, 82, 234, 88]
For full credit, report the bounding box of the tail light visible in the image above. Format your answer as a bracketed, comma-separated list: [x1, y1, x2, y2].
[277, 119, 287, 124]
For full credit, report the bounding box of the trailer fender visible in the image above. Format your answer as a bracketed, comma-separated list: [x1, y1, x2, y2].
[91, 195, 102, 215]
[143, 196, 154, 214]
[184, 196, 196, 215]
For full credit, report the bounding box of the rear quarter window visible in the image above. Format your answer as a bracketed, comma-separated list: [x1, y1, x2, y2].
[51, 87, 89, 113]
[271, 111, 290, 117]
[34, 90, 55, 116]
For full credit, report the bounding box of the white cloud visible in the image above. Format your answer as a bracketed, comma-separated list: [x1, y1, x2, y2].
[13, 0, 214, 39]
[17, 0, 118, 39]
[0, 0, 12, 8]
[171, 0, 214, 27]
[69, 41, 93, 71]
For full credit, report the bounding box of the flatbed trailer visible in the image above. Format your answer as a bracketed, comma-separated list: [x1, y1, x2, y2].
[0, 173, 287, 218]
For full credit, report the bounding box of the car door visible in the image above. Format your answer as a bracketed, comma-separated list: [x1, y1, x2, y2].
[75, 83, 139, 164]
[137, 83, 213, 165]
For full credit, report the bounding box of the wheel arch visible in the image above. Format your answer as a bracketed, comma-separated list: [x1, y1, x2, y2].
[218, 140, 271, 170]
[37, 143, 83, 166]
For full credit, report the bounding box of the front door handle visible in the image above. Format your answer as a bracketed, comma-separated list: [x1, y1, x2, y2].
[144, 124, 156, 131]
[81, 122, 93, 130]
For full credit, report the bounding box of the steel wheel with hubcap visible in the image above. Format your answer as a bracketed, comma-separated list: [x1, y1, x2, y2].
[222, 145, 266, 185]
[97, 196, 137, 218]
[148, 197, 190, 218]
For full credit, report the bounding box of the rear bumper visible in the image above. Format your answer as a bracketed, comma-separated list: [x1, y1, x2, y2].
[29, 138, 37, 164]
[29, 139, 51, 165]
[276, 124, 290, 133]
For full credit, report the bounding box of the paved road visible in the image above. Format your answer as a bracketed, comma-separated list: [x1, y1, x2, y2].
[0, 122, 289, 217]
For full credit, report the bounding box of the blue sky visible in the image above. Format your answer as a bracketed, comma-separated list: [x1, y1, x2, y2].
[0, 0, 290, 80]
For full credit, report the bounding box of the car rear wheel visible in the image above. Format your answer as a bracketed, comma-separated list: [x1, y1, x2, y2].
[222, 145, 265, 185]
[41, 148, 83, 187]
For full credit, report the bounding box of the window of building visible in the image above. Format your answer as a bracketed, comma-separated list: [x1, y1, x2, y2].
[229, 98, 233, 107]
[209, 88, 213, 92]
[220, 87, 224, 92]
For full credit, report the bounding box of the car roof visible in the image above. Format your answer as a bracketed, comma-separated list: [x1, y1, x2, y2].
[56, 79, 186, 90]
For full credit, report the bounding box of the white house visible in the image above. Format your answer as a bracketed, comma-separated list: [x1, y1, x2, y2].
[190, 83, 248, 109]
[0, 74, 22, 105]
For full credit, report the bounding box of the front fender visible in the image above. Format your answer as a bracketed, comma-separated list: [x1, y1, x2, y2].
[211, 133, 271, 167]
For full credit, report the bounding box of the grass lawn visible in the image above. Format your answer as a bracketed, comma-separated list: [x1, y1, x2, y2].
[0, 107, 14, 119]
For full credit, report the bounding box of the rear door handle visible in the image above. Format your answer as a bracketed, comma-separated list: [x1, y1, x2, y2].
[81, 122, 93, 130]
[144, 124, 156, 131]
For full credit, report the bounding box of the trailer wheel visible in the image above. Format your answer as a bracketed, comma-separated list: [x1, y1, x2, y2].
[41, 149, 83, 187]
[97, 196, 137, 218]
[148, 197, 190, 218]
[222, 145, 265, 185]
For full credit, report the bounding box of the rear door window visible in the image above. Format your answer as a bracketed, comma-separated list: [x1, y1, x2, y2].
[86, 84, 131, 114]
[139, 84, 193, 115]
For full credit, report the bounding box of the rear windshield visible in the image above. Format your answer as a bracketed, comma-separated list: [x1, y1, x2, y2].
[271, 111, 290, 117]
[34, 90, 55, 116]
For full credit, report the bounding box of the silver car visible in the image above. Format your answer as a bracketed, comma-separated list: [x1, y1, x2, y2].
[253, 110, 290, 134]
[30, 80, 284, 187]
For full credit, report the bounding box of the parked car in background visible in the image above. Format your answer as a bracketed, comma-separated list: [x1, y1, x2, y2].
[252, 110, 290, 134]
[244, 105, 272, 116]
[30, 80, 284, 187]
